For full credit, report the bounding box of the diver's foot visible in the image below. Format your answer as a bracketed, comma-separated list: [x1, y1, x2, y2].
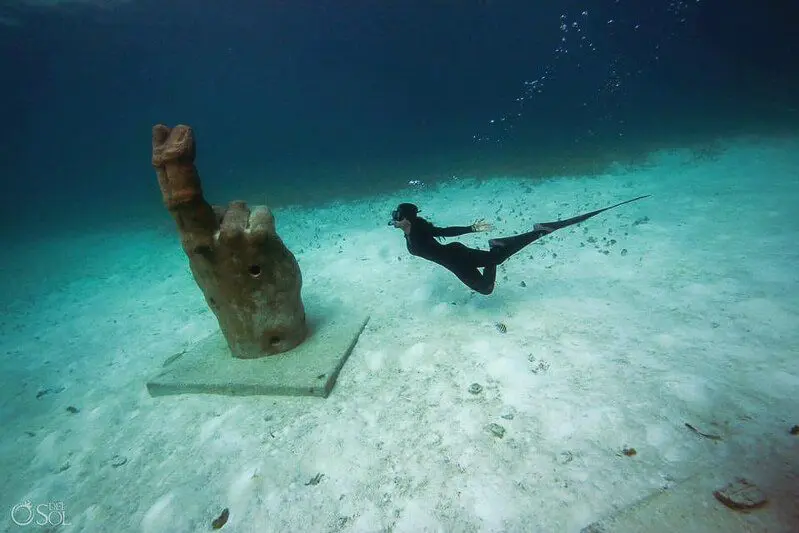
[534, 223, 556, 234]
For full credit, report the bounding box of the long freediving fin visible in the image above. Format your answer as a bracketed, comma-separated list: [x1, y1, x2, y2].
[539, 194, 651, 230]
[488, 194, 650, 264]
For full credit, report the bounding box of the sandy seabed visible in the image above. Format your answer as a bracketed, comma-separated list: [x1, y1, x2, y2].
[1, 137, 797, 532]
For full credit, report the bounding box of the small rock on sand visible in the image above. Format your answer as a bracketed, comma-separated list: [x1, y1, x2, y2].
[713, 478, 767, 510]
[486, 423, 505, 438]
[468, 383, 483, 395]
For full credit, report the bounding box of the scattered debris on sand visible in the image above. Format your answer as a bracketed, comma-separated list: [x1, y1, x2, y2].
[685, 422, 722, 441]
[713, 478, 767, 511]
[486, 423, 506, 438]
[211, 508, 229, 529]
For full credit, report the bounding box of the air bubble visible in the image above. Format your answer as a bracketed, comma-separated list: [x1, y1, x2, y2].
[472, 2, 700, 144]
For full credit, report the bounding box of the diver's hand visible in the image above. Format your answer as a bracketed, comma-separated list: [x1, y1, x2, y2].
[470, 219, 493, 232]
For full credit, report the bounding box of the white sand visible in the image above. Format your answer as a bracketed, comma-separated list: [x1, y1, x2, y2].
[1, 137, 797, 532]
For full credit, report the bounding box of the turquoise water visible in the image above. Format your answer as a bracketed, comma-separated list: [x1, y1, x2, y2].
[1, 2, 797, 532]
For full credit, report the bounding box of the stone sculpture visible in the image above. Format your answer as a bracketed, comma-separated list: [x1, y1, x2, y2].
[151, 124, 307, 358]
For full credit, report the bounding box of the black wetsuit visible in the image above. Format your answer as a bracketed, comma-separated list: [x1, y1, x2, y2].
[404, 221, 549, 295]
[402, 195, 650, 295]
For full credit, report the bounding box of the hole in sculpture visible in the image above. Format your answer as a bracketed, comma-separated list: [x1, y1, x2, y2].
[248, 264, 261, 277]
[269, 336, 281, 346]
[193, 245, 213, 259]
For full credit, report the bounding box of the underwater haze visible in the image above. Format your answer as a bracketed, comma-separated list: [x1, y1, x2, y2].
[1, 1, 798, 532]
[0, 0, 796, 231]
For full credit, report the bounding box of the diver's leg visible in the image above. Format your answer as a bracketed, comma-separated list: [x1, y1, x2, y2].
[442, 243, 496, 294]
[452, 266, 495, 295]
[481, 264, 497, 291]
[443, 242, 496, 267]
[441, 235, 541, 268]
[488, 228, 551, 264]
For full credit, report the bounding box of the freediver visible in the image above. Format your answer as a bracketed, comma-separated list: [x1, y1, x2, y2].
[388, 195, 650, 295]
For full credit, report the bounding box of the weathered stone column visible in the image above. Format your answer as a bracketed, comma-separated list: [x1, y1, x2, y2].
[151, 124, 307, 358]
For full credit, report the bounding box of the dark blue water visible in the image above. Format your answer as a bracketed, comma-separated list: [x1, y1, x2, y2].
[1, 0, 796, 235]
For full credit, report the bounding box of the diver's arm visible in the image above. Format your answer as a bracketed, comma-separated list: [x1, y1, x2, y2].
[431, 225, 475, 237]
[431, 218, 492, 237]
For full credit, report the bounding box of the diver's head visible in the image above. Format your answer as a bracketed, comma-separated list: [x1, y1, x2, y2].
[388, 203, 420, 225]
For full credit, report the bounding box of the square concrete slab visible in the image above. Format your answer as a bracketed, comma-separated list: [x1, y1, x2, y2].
[146, 312, 369, 398]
